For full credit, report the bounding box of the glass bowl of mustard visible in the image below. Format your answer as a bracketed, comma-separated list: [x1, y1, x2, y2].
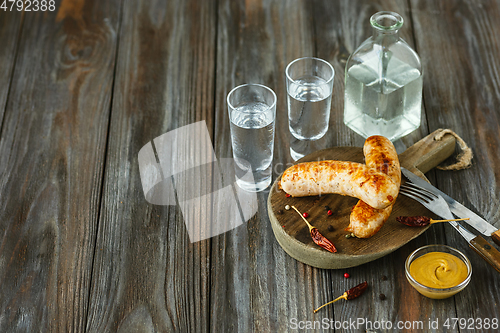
[405, 244, 472, 299]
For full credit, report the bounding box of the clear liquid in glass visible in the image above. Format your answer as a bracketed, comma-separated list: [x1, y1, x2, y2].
[287, 75, 332, 141]
[230, 102, 275, 191]
[344, 56, 422, 141]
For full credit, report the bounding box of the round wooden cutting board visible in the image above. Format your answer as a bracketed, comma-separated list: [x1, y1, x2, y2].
[267, 130, 457, 269]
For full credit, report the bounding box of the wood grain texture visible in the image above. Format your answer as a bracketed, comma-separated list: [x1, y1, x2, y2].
[310, 1, 461, 330]
[0, 1, 121, 332]
[469, 236, 500, 273]
[210, 1, 333, 332]
[0, 10, 23, 134]
[411, 0, 500, 324]
[268, 132, 456, 269]
[492, 229, 500, 247]
[210, 0, 451, 332]
[86, 0, 216, 332]
[0, 1, 498, 332]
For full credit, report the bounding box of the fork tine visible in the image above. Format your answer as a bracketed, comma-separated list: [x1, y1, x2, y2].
[399, 187, 431, 203]
[400, 184, 437, 202]
[400, 184, 434, 200]
[399, 179, 456, 220]
[399, 189, 429, 204]
[401, 182, 439, 199]
[400, 190, 430, 203]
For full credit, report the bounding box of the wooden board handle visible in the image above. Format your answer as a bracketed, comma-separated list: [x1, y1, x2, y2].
[470, 236, 500, 273]
[491, 229, 500, 248]
[399, 129, 456, 177]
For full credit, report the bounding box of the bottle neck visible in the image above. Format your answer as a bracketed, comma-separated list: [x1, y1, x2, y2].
[370, 11, 403, 42]
[372, 28, 400, 44]
[372, 28, 399, 37]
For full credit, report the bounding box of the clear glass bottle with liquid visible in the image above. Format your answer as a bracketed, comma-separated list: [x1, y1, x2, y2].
[344, 11, 423, 141]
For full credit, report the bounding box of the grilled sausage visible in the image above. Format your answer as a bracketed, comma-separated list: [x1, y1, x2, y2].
[363, 135, 401, 185]
[345, 136, 401, 238]
[347, 201, 393, 238]
[280, 160, 398, 210]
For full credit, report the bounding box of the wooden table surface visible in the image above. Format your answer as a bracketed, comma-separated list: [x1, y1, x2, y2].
[1, 0, 500, 332]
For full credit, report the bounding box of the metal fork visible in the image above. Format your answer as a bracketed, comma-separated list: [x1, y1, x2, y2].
[400, 183, 455, 219]
[399, 182, 477, 242]
[400, 179, 500, 274]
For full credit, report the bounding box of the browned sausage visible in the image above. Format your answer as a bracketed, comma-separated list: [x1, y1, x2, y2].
[345, 136, 401, 238]
[280, 160, 398, 210]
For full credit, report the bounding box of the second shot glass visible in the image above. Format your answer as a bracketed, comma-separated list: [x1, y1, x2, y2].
[286, 57, 334, 143]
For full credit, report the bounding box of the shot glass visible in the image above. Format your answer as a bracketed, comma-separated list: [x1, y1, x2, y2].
[227, 84, 277, 192]
[286, 57, 334, 158]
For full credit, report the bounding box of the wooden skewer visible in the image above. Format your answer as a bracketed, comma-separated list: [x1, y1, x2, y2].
[313, 292, 347, 313]
[313, 282, 368, 313]
[429, 218, 470, 224]
[291, 205, 314, 232]
[398, 216, 470, 227]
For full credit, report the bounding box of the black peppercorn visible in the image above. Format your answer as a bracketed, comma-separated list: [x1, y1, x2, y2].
[379, 293, 386, 300]
[328, 225, 334, 232]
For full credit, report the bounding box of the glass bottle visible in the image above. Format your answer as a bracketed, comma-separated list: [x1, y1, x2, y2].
[344, 11, 423, 141]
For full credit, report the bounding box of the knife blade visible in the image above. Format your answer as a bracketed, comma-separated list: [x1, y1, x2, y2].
[401, 167, 500, 247]
[401, 169, 500, 273]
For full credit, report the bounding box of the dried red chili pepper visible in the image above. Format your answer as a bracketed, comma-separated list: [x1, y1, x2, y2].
[310, 228, 337, 253]
[346, 281, 368, 300]
[396, 216, 469, 227]
[291, 206, 337, 253]
[314, 281, 368, 313]
[397, 215, 431, 227]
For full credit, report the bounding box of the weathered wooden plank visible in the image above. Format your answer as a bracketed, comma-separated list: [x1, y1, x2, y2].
[85, 0, 217, 332]
[0, 10, 23, 133]
[0, 0, 121, 332]
[411, 0, 500, 324]
[210, 1, 334, 332]
[0, 1, 496, 332]
[308, 1, 461, 332]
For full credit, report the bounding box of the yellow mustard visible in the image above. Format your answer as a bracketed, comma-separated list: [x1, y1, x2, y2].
[410, 252, 468, 289]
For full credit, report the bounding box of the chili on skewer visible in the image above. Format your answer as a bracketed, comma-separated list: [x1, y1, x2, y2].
[291, 206, 337, 253]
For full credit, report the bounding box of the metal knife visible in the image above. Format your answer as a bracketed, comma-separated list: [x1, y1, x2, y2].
[401, 167, 500, 247]
[401, 168, 500, 273]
